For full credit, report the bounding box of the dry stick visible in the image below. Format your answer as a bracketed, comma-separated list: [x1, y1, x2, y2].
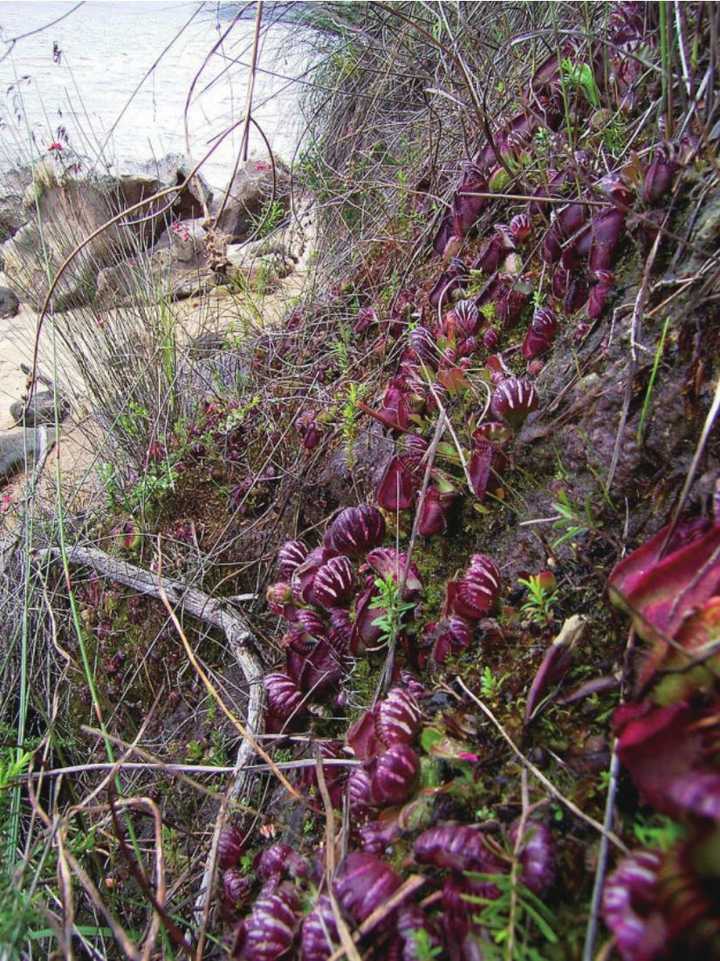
[606, 216, 666, 491]
[36, 544, 272, 779]
[107, 792, 188, 960]
[659, 372, 720, 557]
[182, 4, 250, 220]
[55, 829, 76, 961]
[582, 626, 636, 961]
[150, 542, 307, 953]
[325, 876, 427, 961]
[34, 542, 301, 946]
[428, 381, 475, 494]
[316, 749, 362, 961]
[212, 0, 264, 229]
[456, 678, 628, 853]
[26, 741, 143, 961]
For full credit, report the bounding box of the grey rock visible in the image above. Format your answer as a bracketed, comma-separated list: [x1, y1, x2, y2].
[212, 159, 289, 242]
[109, 154, 213, 245]
[1, 155, 214, 310]
[96, 246, 217, 306]
[0, 164, 32, 245]
[10, 390, 69, 427]
[0, 286, 19, 318]
[3, 170, 126, 311]
[0, 427, 55, 481]
[157, 218, 207, 263]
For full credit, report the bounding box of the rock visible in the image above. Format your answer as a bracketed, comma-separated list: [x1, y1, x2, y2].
[211, 159, 289, 242]
[0, 427, 55, 482]
[10, 390, 69, 427]
[159, 218, 207, 263]
[0, 286, 19, 318]
[226, 242, 294, 285]
[96, 246, 217, 305]
[2, 172, 127, 311]
[0, 165, 32, 245]
[1, 155, 215, 310]
[108, 154, 213, 246]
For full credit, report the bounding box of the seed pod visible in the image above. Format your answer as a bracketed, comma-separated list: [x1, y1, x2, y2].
[377, 687, 422, 746]
[415, 824, 500, 873]
[325, 506, 386, 557]
[490, 377, 539, 429]
[509, 820, 556, 895]
[347, 766, 374, 816]
[218, 824, 245, 869]
[264, 672, 304, 721]
[334, 853, 403, 924]
[223, 867, 252, 907]
[602, 850, 665, 961]
[277, 540, 309, 578]
[243, 882, 299, 961]
[310, 555, 355, 610]
[301, 895, 340, 961]
[371, 744, 420, 806]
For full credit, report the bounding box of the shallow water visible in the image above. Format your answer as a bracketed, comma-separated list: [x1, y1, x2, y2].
[0, 1, 306, 191]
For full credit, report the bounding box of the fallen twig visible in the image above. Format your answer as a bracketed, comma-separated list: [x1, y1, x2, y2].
[456, 678, 628, 853]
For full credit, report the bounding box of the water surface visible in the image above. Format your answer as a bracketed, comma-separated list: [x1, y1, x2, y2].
[0, 1, 305, 191]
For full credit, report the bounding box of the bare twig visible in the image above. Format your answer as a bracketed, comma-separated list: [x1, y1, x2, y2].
[456, 678, 628, 852]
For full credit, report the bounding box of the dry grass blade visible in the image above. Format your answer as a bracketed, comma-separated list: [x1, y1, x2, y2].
[456, 678, 628, 853]
[325, 875, 426, 961]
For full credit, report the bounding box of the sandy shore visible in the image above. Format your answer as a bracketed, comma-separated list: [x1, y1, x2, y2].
[0, 299, 38, 431]
[0, 262, 308, 518]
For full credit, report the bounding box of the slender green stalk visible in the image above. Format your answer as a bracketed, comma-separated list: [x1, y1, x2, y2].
[637, 315, 671, 444]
